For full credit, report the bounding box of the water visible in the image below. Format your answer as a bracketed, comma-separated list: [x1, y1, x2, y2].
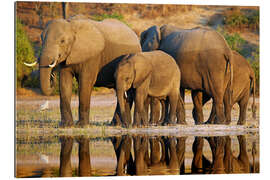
[16, 133, 259, 177]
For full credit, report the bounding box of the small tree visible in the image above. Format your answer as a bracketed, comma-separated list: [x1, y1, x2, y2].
[16, 19, 35, 88]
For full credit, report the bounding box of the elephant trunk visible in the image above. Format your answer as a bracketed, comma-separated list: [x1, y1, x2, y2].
[40, 67, 54, 96]
[39, 45, 59, 96]
[117, 89, 129, 128]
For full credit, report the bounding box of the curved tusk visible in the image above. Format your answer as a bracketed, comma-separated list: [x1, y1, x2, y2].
[124, 91, 128, 98]
[49, 60, 57, 68]
[24, 61, 37, 67]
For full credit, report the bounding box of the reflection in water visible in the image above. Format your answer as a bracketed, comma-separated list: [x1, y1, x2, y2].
[16, 134, 259, 177]
[59, 136, 91, 177]
[111, 135, 186, 175]
[192, 135, 251, 174]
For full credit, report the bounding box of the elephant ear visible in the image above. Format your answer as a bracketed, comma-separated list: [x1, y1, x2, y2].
[66, 20, 105, 65]
[140, 30, 147, 46]
[133, 57, 152, 89]
[140, 26, 161, 51]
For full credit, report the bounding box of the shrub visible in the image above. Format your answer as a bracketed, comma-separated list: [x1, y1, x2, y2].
[248, 10, 259, 31]
[224, 8, 259, 32]
[217, 26, 246, 54]
[224, 9, 248, 30]
[16, 19, 36, 88]
[247, 48, 260, 94]
[91, 13, 129, 27]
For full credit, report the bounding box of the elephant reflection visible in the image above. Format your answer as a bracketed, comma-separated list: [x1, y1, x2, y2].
[110, 136, 135, 175]
[192, 135, 253, 174]
[111, 135, 186, 176]
[59, 136, 91, 177]
[134, 136, 186, 175]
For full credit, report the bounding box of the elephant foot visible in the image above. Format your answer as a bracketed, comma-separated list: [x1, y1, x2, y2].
[75, 120, 89, 128]
[150, 123, 158, 127]
[110, 120, 122, 127]
[123, 123, 132, 129]
[195, 121, 204, 125]
[59, 121, 74, 128]
[204, 120, 214, 125]
[214, 118, 226, 125]
[237, 121, 245, 126]
[167, 121, 176, 126]
[177, 120, 187, 125]
[132, 123, 140, 128]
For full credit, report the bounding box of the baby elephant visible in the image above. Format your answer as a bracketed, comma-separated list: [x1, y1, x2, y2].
[115, 50, 185, 127]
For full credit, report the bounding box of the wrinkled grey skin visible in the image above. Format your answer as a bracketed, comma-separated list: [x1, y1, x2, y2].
[115, 51, 185, 128]
[192, 51, 256, 125]
[140, 25, 233, 124]
[38, 17, 141, 127]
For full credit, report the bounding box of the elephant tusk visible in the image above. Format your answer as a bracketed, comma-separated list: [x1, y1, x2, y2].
[124, 91, 128, 98]
[23, 61, 37, 67]
[49, 60, 57, 68]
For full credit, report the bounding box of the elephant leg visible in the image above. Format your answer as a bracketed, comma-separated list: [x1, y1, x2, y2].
[111, 90, 133, 127]
[237, 135, 250, 172]
[237, 94, 249, 125]
[211, 137, 226, 174]
[191, 137, 204, 174]
[192, 90, 204, 125]
[167, 91, 178, 125]
[76, 73, 96, 127]
[207, 75, 226, 124]
[77, 137, 91, 176]
[162, 98, 170, 125]
[144, 96, 151, 122]
[205, 105, 216, 124]
[59, 137, 74, 177]
[150, 98, 160, 126]
[180, 88, 185, 102]
[213, 97, 226, 124]
[223, 85, 233, 125]
[117, 136, 133, 175]
[159, 99, 166, 125]
[177, 95, 186, 124]
[134, 90, 148, 127]
[59, 69, 74, 127]
[168, 137, 179, 174]
[110, 103, 122, 126]
[176, 137, 186, 174]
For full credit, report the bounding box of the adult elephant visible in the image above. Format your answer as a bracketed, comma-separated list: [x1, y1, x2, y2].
[192, 51, 256, 125]
[140, 25, 233, 124]
[25, 17, 141, 127]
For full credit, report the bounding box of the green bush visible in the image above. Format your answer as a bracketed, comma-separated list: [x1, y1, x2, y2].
[224, 9, 259, 32]
[248, 10, 259, 31]
[217, 26, 246, 54]
[247, 48, 260, 94]
[16, 19, 36, 87]
[224, 10, 248, 30]
[91, 13, 129, 27]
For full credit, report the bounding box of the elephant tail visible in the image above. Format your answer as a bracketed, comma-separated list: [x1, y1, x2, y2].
[250, 70, 256, 118]
[224, 51, 233, 108]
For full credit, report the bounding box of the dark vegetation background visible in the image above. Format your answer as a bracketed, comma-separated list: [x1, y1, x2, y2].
[15, 2, 259, 96]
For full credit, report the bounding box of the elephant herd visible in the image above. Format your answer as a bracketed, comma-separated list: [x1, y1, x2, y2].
[24, 15, 256, 127]
[57, 135, 256, 176]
